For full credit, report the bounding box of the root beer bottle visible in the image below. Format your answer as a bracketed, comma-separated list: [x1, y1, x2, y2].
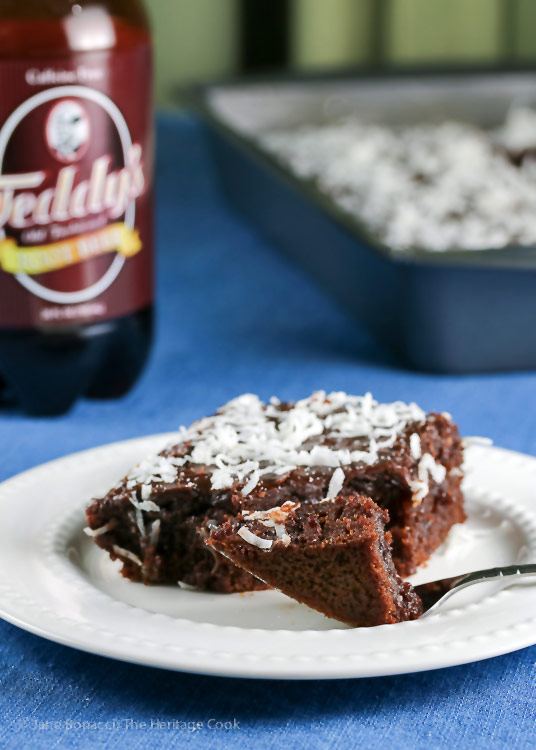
[0, 0, 154, 415]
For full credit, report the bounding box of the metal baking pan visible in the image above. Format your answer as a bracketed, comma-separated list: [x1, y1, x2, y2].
[189, 67, 536, 373]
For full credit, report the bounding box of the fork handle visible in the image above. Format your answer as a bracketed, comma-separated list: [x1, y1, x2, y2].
[415, 563, 536, 614]
[450, 563, 536, 589]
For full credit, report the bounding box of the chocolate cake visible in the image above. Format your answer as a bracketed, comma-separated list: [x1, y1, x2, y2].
[206, 495, 423, 627]
[85, 391, 465, 592]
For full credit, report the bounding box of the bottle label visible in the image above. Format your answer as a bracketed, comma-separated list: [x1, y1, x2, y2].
[0, 44, 153, 327]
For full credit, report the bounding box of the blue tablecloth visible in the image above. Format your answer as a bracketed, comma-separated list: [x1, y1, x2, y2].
[1, 114, 535, 749]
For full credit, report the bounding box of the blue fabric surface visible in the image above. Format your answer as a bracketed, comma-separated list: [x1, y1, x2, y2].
[0, 114, 535, 748]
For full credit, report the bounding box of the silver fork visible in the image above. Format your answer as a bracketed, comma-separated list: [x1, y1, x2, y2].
[414, 563, 536, 616]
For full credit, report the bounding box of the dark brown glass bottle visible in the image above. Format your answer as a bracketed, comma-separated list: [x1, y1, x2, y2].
[0, 0, 154, 415]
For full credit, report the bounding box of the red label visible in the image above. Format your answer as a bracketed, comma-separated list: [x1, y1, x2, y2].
[0, 43, 153, 327]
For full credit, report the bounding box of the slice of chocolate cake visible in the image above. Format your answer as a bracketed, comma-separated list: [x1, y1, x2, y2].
[85, 391, 465, 592]
[206, 495, 423, 627]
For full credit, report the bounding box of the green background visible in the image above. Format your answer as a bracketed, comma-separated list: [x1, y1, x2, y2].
[147, 0, 536, 109]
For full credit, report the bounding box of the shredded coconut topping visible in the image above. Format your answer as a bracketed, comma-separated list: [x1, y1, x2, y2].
[128, 492, 160, 538]
[127, 391, 426, 497]
[325, 467, 345, 500]
[260, 108, 536, 252]
[127, 456, 186, 488]
[409, 453, 447, 505]
[112, 545, 142, 566]
[237, 526, 273, 550]
[129, 493, 159, 513]
[149, 519, 161, 547]
[238, 501, 300, 549]
[409, 433, 422, 460]
[242, 500, 299, 524]
[84, 522, 114, 538]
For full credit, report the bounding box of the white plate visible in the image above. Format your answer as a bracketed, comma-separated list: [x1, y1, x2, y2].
[0, 435, 536, 680]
